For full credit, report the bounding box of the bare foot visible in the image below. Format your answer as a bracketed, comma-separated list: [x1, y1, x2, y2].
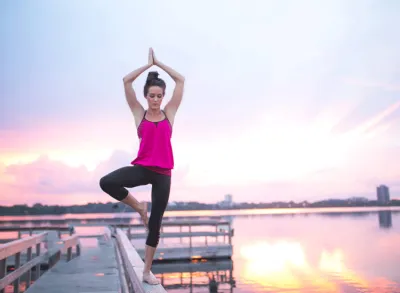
[138, 202, 148, 231]
[143, 271, 160, 285]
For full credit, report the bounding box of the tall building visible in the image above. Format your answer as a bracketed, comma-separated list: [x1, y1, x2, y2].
[376, 185, 390, 204]
[224, 194, 232, 204]
[219, 194, 233, 208]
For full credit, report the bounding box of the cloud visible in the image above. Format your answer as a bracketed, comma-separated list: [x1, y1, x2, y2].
[5, 156, 94, 195]
[0, 150, 191, 206]
[1, 155, 99, 205]
[1, 144, 399, 206]
[344, 78, 400, 92]
[331, 100, 400, 136]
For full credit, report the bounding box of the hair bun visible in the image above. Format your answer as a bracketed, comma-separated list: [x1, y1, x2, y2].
[146, 71, 159, 83]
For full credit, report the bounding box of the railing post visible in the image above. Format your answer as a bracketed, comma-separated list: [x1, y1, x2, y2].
[26, 247, 33, 289]
[0, 259, 6, 293]
[35, 243, 41, 280]
[189, 224, 192, 257]
[13, 252, 21, 293]
[67, 247, 72, 261]
[228, 222, 231, 245]
[76, 244, 81, 256]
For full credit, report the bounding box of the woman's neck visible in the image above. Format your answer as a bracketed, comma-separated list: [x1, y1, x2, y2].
[146, 108, 162, 116]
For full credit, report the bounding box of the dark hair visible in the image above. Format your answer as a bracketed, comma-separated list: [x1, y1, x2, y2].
[143, 71, 166, 96]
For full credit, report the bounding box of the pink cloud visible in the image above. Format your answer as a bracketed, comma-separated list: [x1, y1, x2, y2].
[5, 156, 93, 194]
[0, 150, 191, 206]
[0, 144, 399, 206]
[0, 119, 132, 153]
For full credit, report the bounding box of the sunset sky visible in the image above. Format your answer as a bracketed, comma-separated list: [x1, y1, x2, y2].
[1, 0, 400, 206]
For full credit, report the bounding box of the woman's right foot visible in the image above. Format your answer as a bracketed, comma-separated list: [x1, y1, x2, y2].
[138, 202, 148, 231]
[143, 271, 160, 285]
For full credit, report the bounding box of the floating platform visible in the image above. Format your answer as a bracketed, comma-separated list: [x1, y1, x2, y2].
[134, 242, 232, 262]
[125, 217, 234, 262]
[151, 259, 233, 274]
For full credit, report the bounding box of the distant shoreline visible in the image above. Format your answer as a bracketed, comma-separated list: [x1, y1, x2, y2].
[0, 199, 399, 216]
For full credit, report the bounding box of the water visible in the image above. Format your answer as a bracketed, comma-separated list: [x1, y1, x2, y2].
[1, 208, 400, 292]
[225, 210, 400, 293]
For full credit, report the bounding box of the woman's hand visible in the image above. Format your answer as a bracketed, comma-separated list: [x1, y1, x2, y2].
[148, 48, 154, 66]
[148, 47, 154, 66]
[151, 48, 159, 66]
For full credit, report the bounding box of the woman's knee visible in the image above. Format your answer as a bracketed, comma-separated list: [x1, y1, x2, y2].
[99, 174, 114, 193]
[99, 174, 129, 201]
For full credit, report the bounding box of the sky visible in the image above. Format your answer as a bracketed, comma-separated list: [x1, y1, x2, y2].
[1, 0, 400, 206]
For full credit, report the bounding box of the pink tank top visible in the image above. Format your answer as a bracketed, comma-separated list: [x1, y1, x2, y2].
[131, 110, 173, 176]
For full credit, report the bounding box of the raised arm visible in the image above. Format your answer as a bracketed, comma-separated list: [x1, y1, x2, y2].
[152, 50, 185, 124]
[123, 49, 153, 127]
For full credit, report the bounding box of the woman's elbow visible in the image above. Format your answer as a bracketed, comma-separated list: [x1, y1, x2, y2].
[176, 75, 185, 83]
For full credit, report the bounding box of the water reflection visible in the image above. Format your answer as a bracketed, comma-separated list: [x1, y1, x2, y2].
[152, 259, 235, 292]
[378, 211, 392, 229]
[1, 209, 400, 292]
[230, 210, 400, 292]
[239, 239, 400, 292]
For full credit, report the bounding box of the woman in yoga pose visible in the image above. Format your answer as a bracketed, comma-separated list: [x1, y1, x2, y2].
[99, 48, 185, 284]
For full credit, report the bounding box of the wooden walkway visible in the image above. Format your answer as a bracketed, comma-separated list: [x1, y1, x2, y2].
[1, 217, 234, 293]
[25, 235, 121, 293]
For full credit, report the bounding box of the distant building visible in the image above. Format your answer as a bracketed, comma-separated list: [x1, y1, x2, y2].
[224, 194, 232, 204]
[376, 185, 390, 204]
[219, 194, 233, 208]
[348, 197, 369, 203]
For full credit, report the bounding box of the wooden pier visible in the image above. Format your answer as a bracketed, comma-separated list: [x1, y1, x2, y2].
[0, 227, 168, 293]
[0, 231, 80, 293]
[24, 234, 121, 293]
[0, 216, 234, 292]
[123, 218, 234, 261]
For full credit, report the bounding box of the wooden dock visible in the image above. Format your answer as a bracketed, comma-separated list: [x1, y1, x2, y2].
[0, 217, 234, 292]
[123, 217, 234, 262]
[24, 234, 121, 293]
[0, 231, 80, 293]
[135, 243, 232, 262]
[0, 226, 168, 293]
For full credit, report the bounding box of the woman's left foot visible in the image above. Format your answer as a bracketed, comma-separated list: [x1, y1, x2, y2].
[138, 202, 148, 231]
[143, 271, 160, 285]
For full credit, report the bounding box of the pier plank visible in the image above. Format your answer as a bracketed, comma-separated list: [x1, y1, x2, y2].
[25, 236, 120, 293]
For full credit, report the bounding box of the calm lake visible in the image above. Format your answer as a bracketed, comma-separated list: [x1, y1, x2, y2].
[1, 207, 400, 292]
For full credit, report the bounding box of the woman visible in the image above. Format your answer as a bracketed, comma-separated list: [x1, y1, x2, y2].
[99, 48, 185, 285]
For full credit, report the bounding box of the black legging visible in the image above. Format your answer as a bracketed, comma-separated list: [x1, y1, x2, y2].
[99, 165, 171, 248]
